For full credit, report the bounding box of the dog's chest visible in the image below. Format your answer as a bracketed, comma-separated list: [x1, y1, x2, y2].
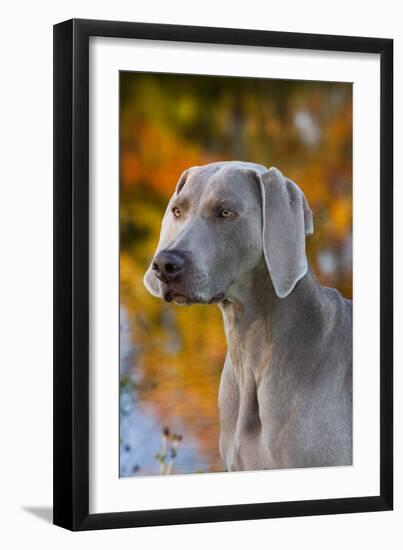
[219, 314, 293, 470]
[218, 359, 275, 471]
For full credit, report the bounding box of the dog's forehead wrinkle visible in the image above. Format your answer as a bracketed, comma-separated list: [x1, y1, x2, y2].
[195, 167, 261, 207]
[177, 169, 257, 212]
[181, 161, 267, 194]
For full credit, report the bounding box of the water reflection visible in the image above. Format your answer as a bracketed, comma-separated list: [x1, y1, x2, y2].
[119, 306, 220, 476]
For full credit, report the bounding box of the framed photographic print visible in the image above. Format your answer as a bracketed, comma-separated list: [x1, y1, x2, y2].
[53, 19, 393, 530]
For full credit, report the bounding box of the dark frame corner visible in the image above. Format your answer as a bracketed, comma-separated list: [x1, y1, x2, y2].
[53, 18, 393, 531]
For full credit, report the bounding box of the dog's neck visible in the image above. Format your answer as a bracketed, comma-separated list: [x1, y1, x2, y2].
[218, 260, 325, 381]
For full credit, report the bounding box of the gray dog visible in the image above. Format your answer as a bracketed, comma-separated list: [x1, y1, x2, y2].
[144, 161, 352, 471]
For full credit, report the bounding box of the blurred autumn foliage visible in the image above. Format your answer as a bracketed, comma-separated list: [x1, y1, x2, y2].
[119, 72, 352, 476]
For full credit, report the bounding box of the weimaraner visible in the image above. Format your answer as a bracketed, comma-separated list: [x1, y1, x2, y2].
[144, 161, 352, 471]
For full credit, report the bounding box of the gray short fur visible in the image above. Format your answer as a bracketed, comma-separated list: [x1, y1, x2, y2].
[144, 161, 352, 471]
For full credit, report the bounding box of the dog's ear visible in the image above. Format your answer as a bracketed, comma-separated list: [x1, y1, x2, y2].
[257, 167, 313, 298]
[175, 168, 190, 195]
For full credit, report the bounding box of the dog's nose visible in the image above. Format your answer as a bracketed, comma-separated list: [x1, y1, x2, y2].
[152, 250, 185, 282]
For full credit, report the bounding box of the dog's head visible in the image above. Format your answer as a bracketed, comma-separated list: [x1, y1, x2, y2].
[144, 161, 313, 305]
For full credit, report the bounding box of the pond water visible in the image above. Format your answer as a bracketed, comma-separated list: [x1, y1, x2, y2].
[119, 306, 223, 477]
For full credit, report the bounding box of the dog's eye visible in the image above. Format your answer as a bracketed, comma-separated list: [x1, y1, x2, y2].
[219, 209, 233, 219]
[172, 207, 181, 218]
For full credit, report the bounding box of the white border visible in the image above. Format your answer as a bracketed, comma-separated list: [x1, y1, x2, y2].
[89, 37, 380, 514]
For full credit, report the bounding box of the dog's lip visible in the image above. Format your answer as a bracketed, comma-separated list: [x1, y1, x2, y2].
[160, 282, 186, 303]
[159, 282, 225, 304]
[208, 293, 225, 303]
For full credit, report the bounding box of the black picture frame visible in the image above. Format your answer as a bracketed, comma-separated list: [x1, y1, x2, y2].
[53, 18, 393, 531]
